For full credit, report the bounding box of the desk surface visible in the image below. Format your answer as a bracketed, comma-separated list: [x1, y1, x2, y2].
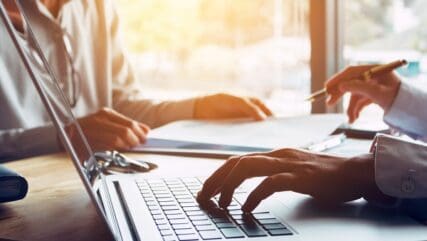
[0, 152, 225, 241]
[0, 138, 375, 241]
[0, 153, 113, 241]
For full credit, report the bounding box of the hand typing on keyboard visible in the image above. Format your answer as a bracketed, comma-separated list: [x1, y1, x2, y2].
[197, 148, 384, 213]
[138, 177, 293, 240]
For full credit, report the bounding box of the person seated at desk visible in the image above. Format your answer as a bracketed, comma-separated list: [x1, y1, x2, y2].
[0, 0, 272, 161]
[198, 65, 427, 215]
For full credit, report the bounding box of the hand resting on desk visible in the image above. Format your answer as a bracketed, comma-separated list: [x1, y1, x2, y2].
[67, 108, 150, 151]
[194, 93, 273, 121]
[65, 94, 272, 152]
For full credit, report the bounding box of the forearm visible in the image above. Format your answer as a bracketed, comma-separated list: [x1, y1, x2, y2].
[113, 97, 196, 128]
[0, 124, 61, 162]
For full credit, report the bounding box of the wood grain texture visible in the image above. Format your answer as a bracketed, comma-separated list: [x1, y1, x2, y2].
[0, 152, 223, 241]
[0, 153, 113, 241]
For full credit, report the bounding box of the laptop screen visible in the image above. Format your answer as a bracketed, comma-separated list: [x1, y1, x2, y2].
[0, 0, 112, 232]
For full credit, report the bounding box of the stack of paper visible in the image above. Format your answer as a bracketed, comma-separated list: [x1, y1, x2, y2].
[132, 114, 346, 157]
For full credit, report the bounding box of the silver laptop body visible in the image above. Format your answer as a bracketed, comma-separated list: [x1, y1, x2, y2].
[1, 1, 426, 240]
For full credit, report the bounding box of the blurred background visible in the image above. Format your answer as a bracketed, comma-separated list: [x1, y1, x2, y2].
[115, 0, 427, 118]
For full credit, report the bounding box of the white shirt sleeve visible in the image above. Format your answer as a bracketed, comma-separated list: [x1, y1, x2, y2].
[384, 81, 427, 139]
[372, 134, 427, 198]
[0, 124, 61, 162]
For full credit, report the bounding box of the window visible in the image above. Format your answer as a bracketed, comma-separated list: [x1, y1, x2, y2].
[343, 0, 427, 120]
[345, 0, 427, 82]
[115, 0, 310, 116]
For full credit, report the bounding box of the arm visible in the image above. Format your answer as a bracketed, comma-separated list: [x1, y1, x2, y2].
[325, 65, 427, 138]
[372, 134, 427, 221]
[197, 135, 427, 212]
[104, 0, 195, 128]
[372, 134, 427, 198]
[105, 0, 271, 128]
[0, 124, 61, 162]
[383, 82, 427, 139]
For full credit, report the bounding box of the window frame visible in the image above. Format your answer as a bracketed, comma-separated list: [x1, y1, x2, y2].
[310, 0, 344, 113]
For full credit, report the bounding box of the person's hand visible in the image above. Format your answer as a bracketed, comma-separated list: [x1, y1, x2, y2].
[194, 93, 273, 121]
[67, 108, 150, 151]
[325, 65, 402, 123]
[197, 149, 390, 212]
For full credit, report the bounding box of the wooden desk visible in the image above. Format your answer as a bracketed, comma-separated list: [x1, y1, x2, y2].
[0, 152, 223, 241]
[0, 153, 113, 241]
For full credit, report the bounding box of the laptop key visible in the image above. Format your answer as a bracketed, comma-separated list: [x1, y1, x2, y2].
[257, 218, 281, 225]
[181, 203, 199, 207]
[263, 223, 286, 230]
[195, 225, 216, 231]
[183, 206, 201, 212]
[172, 224, 193, 230]
[162, 206, 180, 211]
[170, 219, 190, 225]
[155, 194, 174, 198]
[252, 213, 275, 220]
[268, 228, 293, 236]
[168, 185, 186, 189]
[228, 210, 243, 215]
[175, 194, 193, 199]
[219, 227, 245, 238]
[161, 229, 174, 236]
[160, 201, 178, 206]
[199, 230, 222, 240]
[153, 214, 166, 220]
[146, 201, 158, 206]
[165, 210, 184, 215]
[215, 222, 236, 228]
[189, 215, 209, 221]
[175, 229, 196, 235]
[186, 211, 205, 216]
[230, 214, 249, 221]
[239, 223, 267, 237]
[167, 214, 187, 220]
[192, 220, 211, 226]
[151, 210, 163, 215]
[156, 219, 168, 225]
[152, 190, 170, 194]
[178, 198, 197, 204]
[163, 236, 177, 241]
[211, 217, 232, 224]
[207, 209, 227, 219]
[177, 234, 199, 241]
[157, 224, 171, 230]
[157, 197, 176, 202]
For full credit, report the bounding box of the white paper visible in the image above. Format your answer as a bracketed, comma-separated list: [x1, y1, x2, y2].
[148, 114, 346, 149]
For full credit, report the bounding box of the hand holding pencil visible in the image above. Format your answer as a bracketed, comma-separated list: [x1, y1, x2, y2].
[308, 60, 406, 123]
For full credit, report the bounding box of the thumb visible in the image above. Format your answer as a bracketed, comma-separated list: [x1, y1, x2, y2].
[339, 80, 381, 101]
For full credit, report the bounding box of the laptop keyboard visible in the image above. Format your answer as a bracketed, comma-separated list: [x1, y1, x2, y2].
[136, 177, 293, 241]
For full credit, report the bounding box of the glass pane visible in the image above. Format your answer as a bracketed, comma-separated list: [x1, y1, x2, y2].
[116, 0, 310, 115]
[343, 0, 427, 119]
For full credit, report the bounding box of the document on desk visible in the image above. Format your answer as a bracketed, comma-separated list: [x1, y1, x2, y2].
[132, 114, 346, 157]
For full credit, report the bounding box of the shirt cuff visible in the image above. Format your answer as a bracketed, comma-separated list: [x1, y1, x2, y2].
[383, 82, 427, 138]
[373, 134, 427, 198]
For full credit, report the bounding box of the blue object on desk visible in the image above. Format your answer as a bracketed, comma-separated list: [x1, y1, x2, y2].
[0, 165, 28, 203]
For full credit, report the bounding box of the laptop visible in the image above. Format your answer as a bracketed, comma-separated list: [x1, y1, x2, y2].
[2, 1, 426, 240]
